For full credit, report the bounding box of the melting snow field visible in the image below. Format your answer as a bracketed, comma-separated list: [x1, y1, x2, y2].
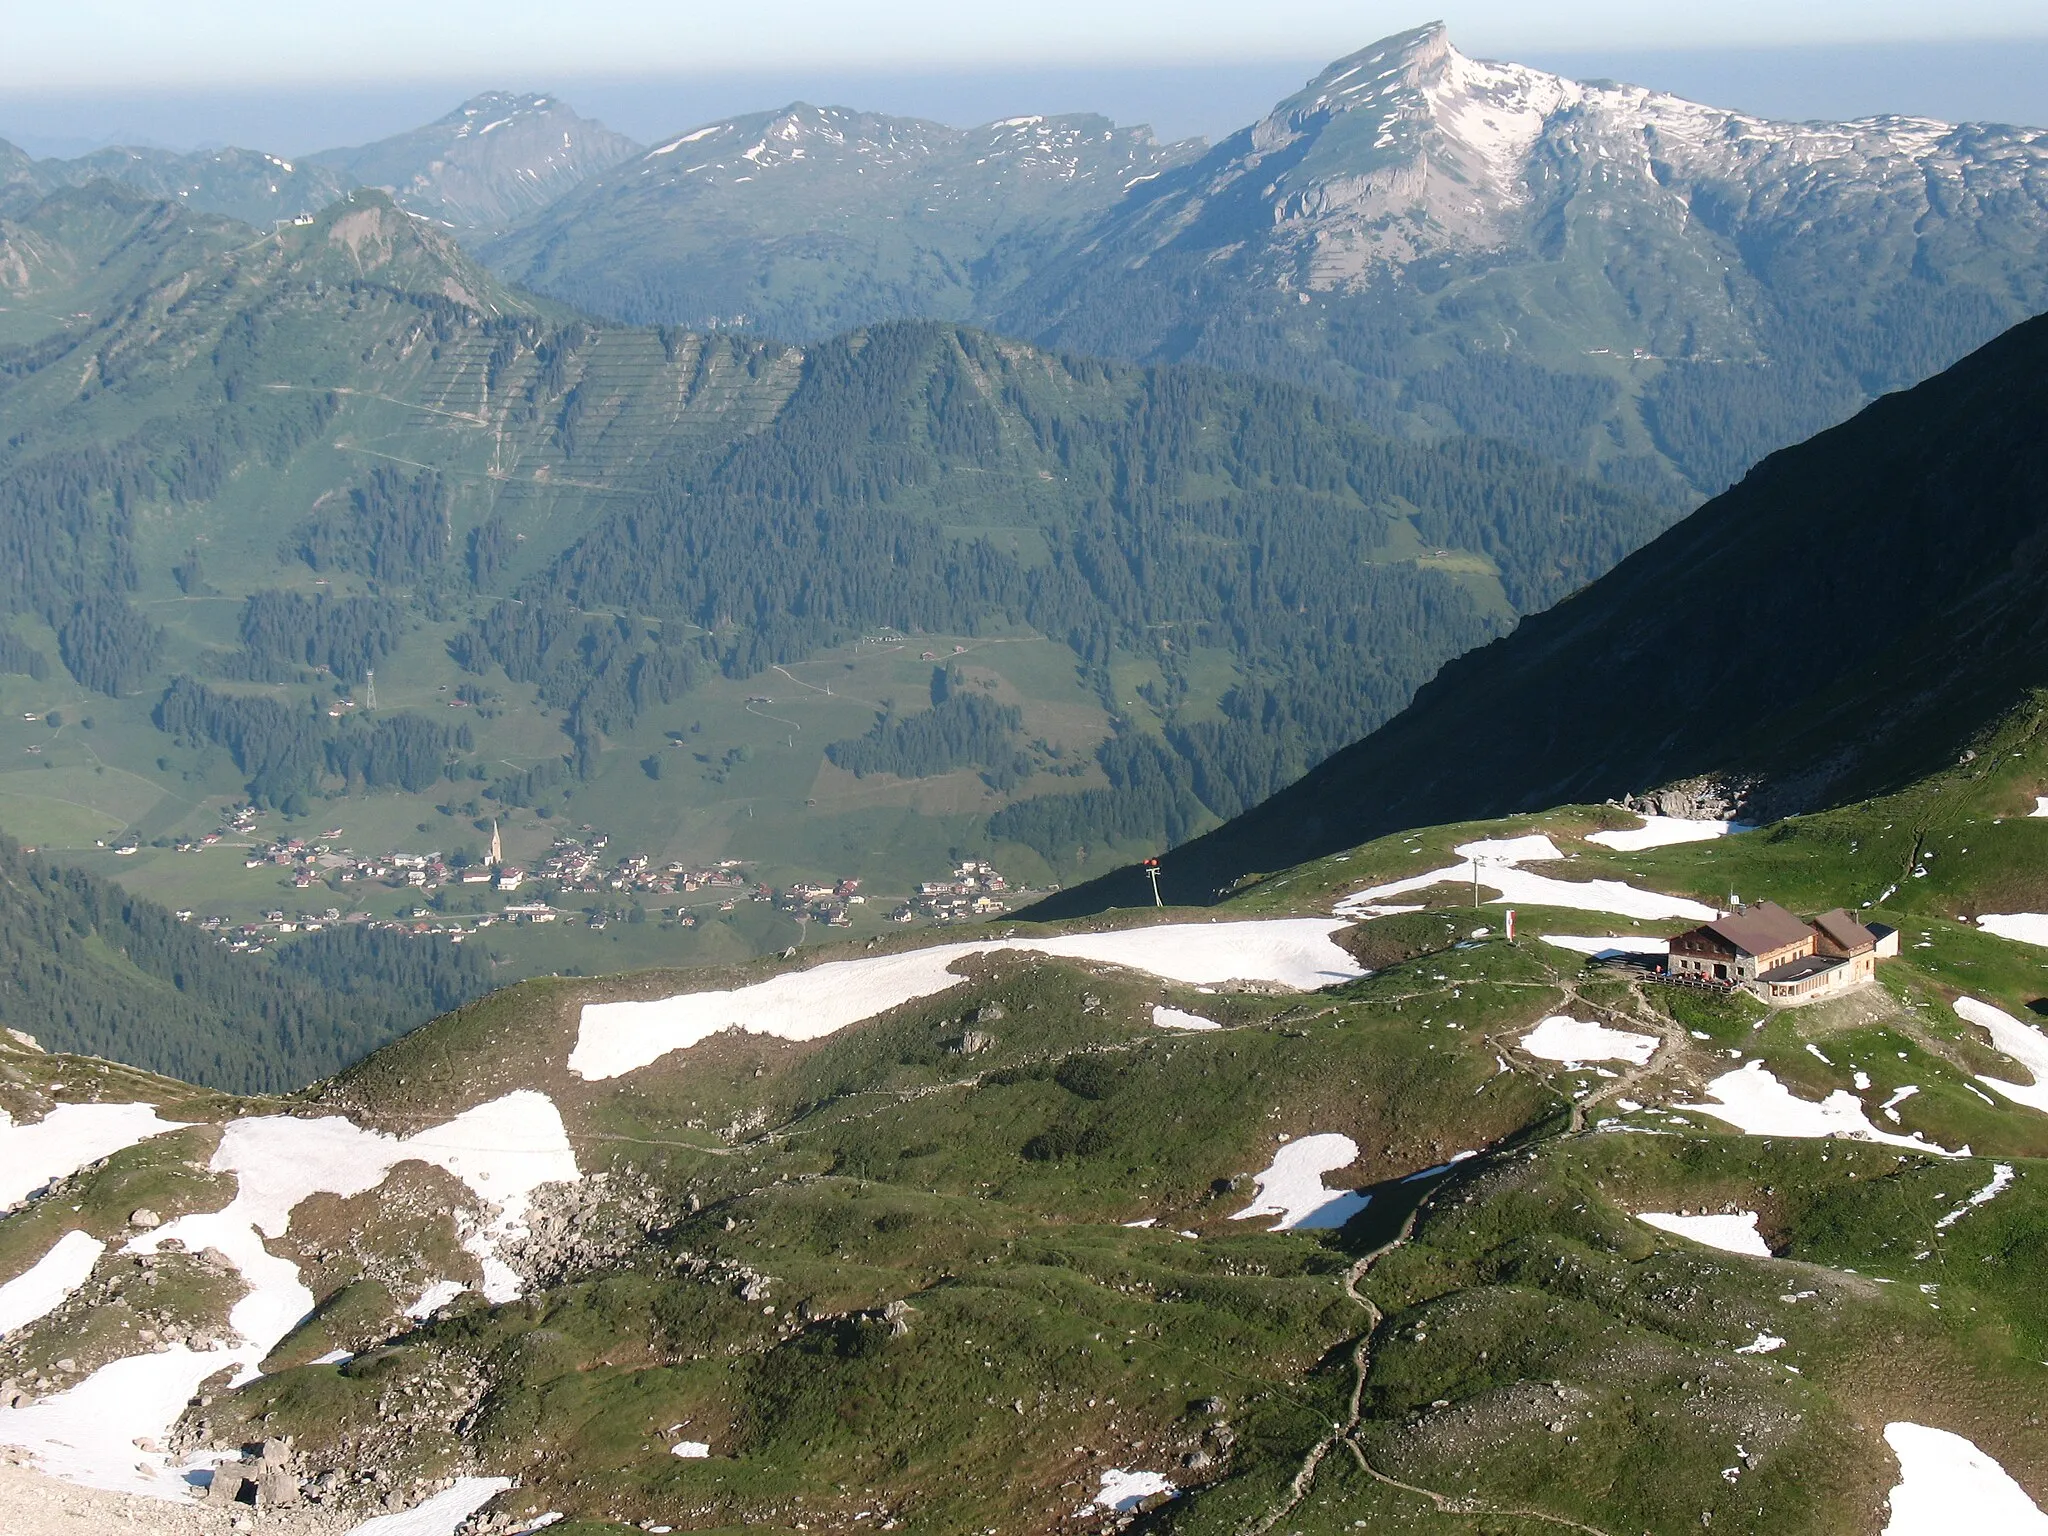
[1882, 1423, 2048, 1534]
[571, 920, 1363, 1079]
[340, 1476, 515, 1536]
[1681, 1061, 1962, 1155]
[0, 1102, 191, 1208]
[1937, 1164, 2016, 1230]
[1636, 1210, 1772, 1257]
[1232, 1134, 1370, 1230]
[0, 1230, 104, 1336]
[1586, 815, 1742, 852]
[1540, 934, 1670, 959]
[0, 1092, 578, 1498]
[1334, 835, 1718, 923]
[1520, 1015, 1660, 1067]
[1954, 998, 2048, 1113]
[1090, 1469, 1174, 1512]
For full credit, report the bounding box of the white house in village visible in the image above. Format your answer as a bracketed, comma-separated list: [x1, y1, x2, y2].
[1666, 901, 1898, 1006]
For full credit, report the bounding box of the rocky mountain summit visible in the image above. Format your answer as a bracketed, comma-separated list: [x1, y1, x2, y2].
[307, 92, 644, 231]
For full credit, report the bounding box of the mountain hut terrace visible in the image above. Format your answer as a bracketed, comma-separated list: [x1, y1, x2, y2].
[1666, 901, 1899, 1006]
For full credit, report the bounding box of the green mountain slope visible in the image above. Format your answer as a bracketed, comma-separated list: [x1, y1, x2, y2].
[1031, 304, 2048, 918]
[0, 184, 252, 345]
[487, 105, 1199, 337]
[11, 145, 355, 228]
[0, 184, 1671, 1023]
[8, 728, 2048, 1530]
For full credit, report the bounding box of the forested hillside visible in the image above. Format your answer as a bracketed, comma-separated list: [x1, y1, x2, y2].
[0, 833, 490, 1091]
[465, 321, 1668, 856]
[1034, 305, 2048, 915]
[0, 183, 1669, 985]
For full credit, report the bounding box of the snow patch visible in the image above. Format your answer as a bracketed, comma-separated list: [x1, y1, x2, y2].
[1519, 1015, 1659, 1067]
[1936, 1164, 2015, 1230]
[649, 124, 722, 155]
[671, 1440, 711, 1458]
[0, 1102, 191, 1208]
[1232, 1133, 1369, 1230]
[1636, 1210, 1772, 1257]
[341, 1477, 515, 1536]
[1152, 1006, 1222, 1031]
[1586, 815, 1741, 852]
[571, 920, 1362, 1079]
[1682, 1061, 1961, 1154]
[0, 1230, 104, 1336]
[1736, 1331, 1786, 1354]
[1882, 1423, 2048, 1533]
[1953, 998, 2048, 1113]
[1090, 1468, 1173, 1511]
[407, 1279, 468, 1319]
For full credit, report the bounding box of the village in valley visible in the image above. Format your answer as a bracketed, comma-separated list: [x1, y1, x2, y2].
[137, 805, 1027, 953]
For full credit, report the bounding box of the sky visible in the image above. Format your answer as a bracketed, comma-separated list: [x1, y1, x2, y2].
[6, 1, 2045, 90]
[2, 5, 2045, 155]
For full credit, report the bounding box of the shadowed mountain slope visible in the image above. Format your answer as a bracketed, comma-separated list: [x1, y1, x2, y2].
[1030, 305, 2048, 915]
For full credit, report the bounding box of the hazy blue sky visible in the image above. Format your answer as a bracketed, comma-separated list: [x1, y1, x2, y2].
[6, 2, 2046, 90]
[3, 9, 2045, 156]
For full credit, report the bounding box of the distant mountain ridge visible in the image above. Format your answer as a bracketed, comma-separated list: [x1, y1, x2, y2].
[481, 23, 2048, 502]
[485, 104, 1198, 335]
[1028, 304, 2048, 916]
[7, 34, 2042, 497]
[0, 91, 639, 234]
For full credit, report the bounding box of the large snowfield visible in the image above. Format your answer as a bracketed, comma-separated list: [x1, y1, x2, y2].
[0, 1230, 105, 1337]
[570, 919, 1365, 1079]
[0, 1092, 578, 1499]
[1334, 834, 1719, 922]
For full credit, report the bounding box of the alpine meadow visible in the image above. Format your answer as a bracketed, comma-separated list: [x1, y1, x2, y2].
[2, 15, 2048, 1536]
